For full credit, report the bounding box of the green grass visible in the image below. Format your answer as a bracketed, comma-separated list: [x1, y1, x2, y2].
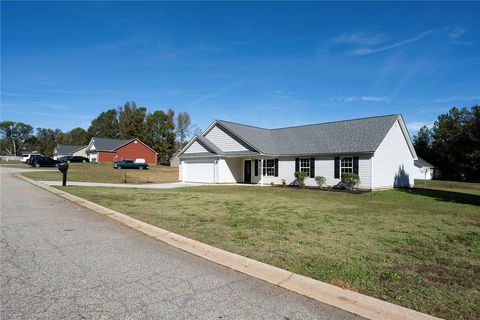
[21, 162, 178, 183]
[415, 179, 480, 195]
[0, 160, 34, 168]
[55, 181, 479, 319]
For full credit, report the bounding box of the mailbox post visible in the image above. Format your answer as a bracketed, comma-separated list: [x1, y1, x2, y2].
[57, 162, 69, 186]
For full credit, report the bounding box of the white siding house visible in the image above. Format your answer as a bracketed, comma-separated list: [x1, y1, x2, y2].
[53, 144, 88, 160]
[178, 115, 417, 190]
[205, 125, 251, 152]
[372, 119, 416, 189]
[412, 157, 435, 180]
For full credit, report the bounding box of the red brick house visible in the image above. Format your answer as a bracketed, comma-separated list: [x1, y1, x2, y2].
[86, 137, 157, 164]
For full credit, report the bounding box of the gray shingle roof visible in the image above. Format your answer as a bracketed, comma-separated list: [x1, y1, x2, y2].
[90, 137, 134, 152]
[196, 135, 223, 154]
[414, 157, 434, 168]
[55, 144, 86, 155]
[217, 114, 400, 155]
[179, 135, 260, 159]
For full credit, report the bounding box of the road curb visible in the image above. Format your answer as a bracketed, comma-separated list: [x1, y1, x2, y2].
[15, 173, 441, 320]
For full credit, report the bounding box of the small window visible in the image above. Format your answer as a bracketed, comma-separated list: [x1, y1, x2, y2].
[299, 158, 310, 176]
[262, 159, 275, 176]
[341, 157, 353, 174]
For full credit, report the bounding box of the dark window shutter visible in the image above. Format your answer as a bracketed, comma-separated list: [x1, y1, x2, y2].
[295, 158, 299, 172]
[353, 156, 359, 174]
[274, 159, 279, 177]
[254, 159, 258, 176]
[310, 157, 315, 178]
[263, 161, 266, 176]
[334, 157, 340, 179]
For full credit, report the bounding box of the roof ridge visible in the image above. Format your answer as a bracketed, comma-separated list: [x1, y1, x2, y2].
[270, 114, 400, 131]
[219, 114, 399, 131]
[217, 119, 269, 130]
[92, 137, 135, 141]
[58, 143, 84, 147]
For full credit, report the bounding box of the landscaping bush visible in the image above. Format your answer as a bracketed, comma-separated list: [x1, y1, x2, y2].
[281, 179, 286, 187]
[294, 171, 308, 188]
[341, 173, 360, 190]
[314, 176, 326, 187]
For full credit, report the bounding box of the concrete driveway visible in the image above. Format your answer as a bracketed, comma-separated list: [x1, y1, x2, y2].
[0, 167, 361, 319]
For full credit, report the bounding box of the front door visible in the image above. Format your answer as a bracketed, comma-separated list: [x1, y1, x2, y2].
[244, 160, 252, 183]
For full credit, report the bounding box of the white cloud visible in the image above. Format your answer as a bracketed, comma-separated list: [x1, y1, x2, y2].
[271, 90, 305, 104]
[407, 121, 433, 132]
[0, 91, 31, 97]
[333, 32, 385, 46]
[351, 30, 433, 56]
[271, 89, 292, 100]
[4, 109, 92, 120]
[449, 27, 466, 39]
[329, 95, 390, 103]
[432, 96, 480, 103]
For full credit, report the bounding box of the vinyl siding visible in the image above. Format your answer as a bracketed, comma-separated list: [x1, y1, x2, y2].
[245, 156, 372, 189]
[372, 120, 415, 188]
[72, 147, 88, 157]
[218, 158, 243, 183]
[412, 166, 433, 180]
[184, 141, 209, 154]
[205, 125, 250, 152]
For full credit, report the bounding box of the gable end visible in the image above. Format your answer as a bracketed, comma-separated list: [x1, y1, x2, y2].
[204, 123, 256, 153]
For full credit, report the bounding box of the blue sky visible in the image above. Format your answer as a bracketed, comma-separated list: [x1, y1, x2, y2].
[2, 2, 479, 136]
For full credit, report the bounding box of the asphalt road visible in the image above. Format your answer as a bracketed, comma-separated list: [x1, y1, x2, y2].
[0, 167, 361, 319]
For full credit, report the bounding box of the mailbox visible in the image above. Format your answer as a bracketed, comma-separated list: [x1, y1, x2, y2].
[57, 162, 69, 186]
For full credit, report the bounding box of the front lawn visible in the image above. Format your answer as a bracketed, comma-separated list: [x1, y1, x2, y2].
[0, 160, 37, 169]
[56, 182, 479, 319]
[415, 179, 480, 195]
[22, 162, 179, 183]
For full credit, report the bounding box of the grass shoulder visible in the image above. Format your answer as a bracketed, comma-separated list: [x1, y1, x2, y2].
[21, 162, 179, 184]
[56, 181, 479, 320]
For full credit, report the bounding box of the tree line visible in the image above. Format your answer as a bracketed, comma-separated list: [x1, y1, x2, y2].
[413, 105, 480, 182]
[0, 101, 197, 164]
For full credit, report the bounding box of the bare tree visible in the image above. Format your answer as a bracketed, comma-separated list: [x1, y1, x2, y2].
[175, 112, 191, 146]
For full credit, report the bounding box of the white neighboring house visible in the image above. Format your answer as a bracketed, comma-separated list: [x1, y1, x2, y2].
[177, 114, 418, 190]
[53, 144, 88, 160]
[413, 157, 435, 180]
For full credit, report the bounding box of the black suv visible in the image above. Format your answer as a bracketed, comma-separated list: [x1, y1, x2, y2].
[26, 154, 44, 166]
[59, 156, 89, 163]
[32, 156, 59, 168]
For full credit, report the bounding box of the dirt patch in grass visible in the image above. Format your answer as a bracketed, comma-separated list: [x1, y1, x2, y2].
[57, 181, 480, 319]
[331, 279, 359, 292]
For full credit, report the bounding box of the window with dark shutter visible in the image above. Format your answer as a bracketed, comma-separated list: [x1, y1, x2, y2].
[274, 159, 279, 177]
[334, 157, 340, 179]
[254, 159, 258, 176]
[341, 157, 353, 173]
[310, 157, 315, 178]
[295, 158, 299, 172]
[353, 156, 359, 174]
[299, 158, 311, 177]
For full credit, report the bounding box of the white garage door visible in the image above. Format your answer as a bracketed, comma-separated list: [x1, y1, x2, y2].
[184, 160, 215, 183]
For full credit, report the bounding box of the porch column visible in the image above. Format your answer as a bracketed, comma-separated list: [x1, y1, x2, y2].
[260, 158, 264, 186]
